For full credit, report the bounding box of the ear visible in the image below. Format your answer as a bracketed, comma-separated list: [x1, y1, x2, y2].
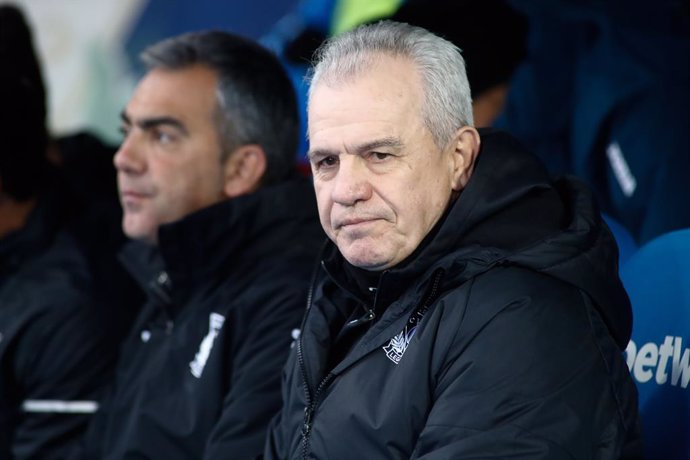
[222, 144, 267, 198]
[450, 126, 481, 191]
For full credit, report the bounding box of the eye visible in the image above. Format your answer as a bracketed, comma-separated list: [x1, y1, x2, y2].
[156, 131, 173, 144]
[151, 128, 175, 145]
[371, 151, 391, 161]
[315, 155, 339, 169]
[119, 124, 130, 138]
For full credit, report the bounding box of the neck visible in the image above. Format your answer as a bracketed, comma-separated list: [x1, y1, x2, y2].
[0, 195, 38, 239]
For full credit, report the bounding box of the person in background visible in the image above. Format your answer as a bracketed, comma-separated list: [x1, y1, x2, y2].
[266, 20, 641, 459]
[495, 0, 690, 244]
[0, 5, 138, 458]
[377, 0, 527, 128]
[76, 30, 323, 460]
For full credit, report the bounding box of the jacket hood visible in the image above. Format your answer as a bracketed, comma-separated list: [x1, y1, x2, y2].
[431, 129, 631, 348]
[324, 129, 632, 348]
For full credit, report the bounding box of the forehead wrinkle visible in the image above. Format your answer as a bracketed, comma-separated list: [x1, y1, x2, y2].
[351, 136, 403, 155]
[308, 136, 403, 161]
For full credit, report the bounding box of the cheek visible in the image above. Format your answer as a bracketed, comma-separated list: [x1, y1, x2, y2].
[152, 169, 198, 221]
[150, 192, 179, 226]
[406, 177, 450, 232]
[315, 187, 334, 236]
[176, 162, 218, 202]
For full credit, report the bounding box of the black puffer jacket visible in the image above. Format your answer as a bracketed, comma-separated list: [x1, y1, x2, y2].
[79, 178, 323, 460]
[0, 186, 133, 460]
[266, 130, 642, 459]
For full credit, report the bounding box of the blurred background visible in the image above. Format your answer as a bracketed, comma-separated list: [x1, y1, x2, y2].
[11, 0, 301, 144]
[8, 0, 690, 244]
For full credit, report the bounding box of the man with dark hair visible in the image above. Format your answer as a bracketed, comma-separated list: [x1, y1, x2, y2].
[76, 30, 322, 460]
[0, 5, 136, 459]
[266, 20, 641, 459]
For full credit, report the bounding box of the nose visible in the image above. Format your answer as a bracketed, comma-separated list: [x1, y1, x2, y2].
[330, 156, 372, 206]
[113, 131, 146, 174]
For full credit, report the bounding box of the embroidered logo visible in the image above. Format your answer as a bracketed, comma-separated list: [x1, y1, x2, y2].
[383, 327, 417, 364]
[382, 306, 429, 364]
[189, 313, 226, 378]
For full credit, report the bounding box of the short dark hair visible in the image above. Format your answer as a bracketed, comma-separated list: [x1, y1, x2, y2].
[0, 4, 48, 201]
[141, 30, 299, 185]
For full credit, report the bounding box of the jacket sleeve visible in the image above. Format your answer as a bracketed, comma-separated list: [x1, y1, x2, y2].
[11, 296, 119, 460]
[202, 280, 306, 460]
[410, 280, 637, 459]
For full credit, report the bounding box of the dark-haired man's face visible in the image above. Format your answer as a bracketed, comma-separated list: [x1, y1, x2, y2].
[114, 65, 228, 243]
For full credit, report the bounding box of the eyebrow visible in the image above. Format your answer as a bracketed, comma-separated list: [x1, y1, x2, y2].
[120, 110, 189, 136]
[307, 136, 403, 161]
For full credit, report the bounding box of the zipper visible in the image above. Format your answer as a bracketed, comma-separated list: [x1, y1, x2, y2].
[300, 371, 334, 460]
[147, 270, 174, 334]
[297, 257, 336, 459]
[421, 269, 444, 312]
[296, 259, 320, 460]
[297, 260, 382, 459]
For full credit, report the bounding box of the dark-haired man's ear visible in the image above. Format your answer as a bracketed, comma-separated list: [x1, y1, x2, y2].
[450, 126, 481, 192]
[222, 144, 267, 198]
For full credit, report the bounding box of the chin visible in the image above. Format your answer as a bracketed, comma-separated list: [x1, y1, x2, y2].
[339, 239, 396, 271]
[123, 221, 156, 244]
[343, 252, 390, 272]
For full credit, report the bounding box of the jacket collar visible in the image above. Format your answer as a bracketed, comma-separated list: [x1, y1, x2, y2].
[121, 177, 321, 304]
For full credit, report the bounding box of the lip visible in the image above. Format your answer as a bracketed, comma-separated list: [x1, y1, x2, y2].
[336, 217, 381, 229]
[121, 187, 150, 196]
[120, 190, 151, 202]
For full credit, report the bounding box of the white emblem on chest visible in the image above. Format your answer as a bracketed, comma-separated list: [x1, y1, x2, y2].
[382, 304, 431, 364]
[189, 313, 226, 378]
[383, 325, 418, 364]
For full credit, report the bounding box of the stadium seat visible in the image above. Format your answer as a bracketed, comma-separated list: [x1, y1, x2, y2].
[622, 228, 690, 460]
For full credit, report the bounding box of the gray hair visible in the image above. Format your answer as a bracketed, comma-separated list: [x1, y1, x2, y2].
[308, 20, 474, 148]
[141, 30, 298, 185]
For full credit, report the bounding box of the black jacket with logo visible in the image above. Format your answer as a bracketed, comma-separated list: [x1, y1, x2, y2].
[265, 130, 642, 459]
[78, 178, 323, 460]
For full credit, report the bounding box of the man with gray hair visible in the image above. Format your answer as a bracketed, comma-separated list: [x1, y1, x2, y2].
[265, 21, 641, 459]
[74, 30, 323, 459]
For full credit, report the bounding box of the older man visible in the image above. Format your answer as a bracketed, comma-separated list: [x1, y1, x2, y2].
[76, 31, 323, 460]
[266, 21, 642, 459]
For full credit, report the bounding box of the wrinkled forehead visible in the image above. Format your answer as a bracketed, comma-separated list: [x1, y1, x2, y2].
[307, 59, 430, 152]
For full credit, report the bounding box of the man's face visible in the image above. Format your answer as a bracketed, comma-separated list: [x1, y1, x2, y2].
[114, 65, 227, 243]
[308, 56, 462, 270]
